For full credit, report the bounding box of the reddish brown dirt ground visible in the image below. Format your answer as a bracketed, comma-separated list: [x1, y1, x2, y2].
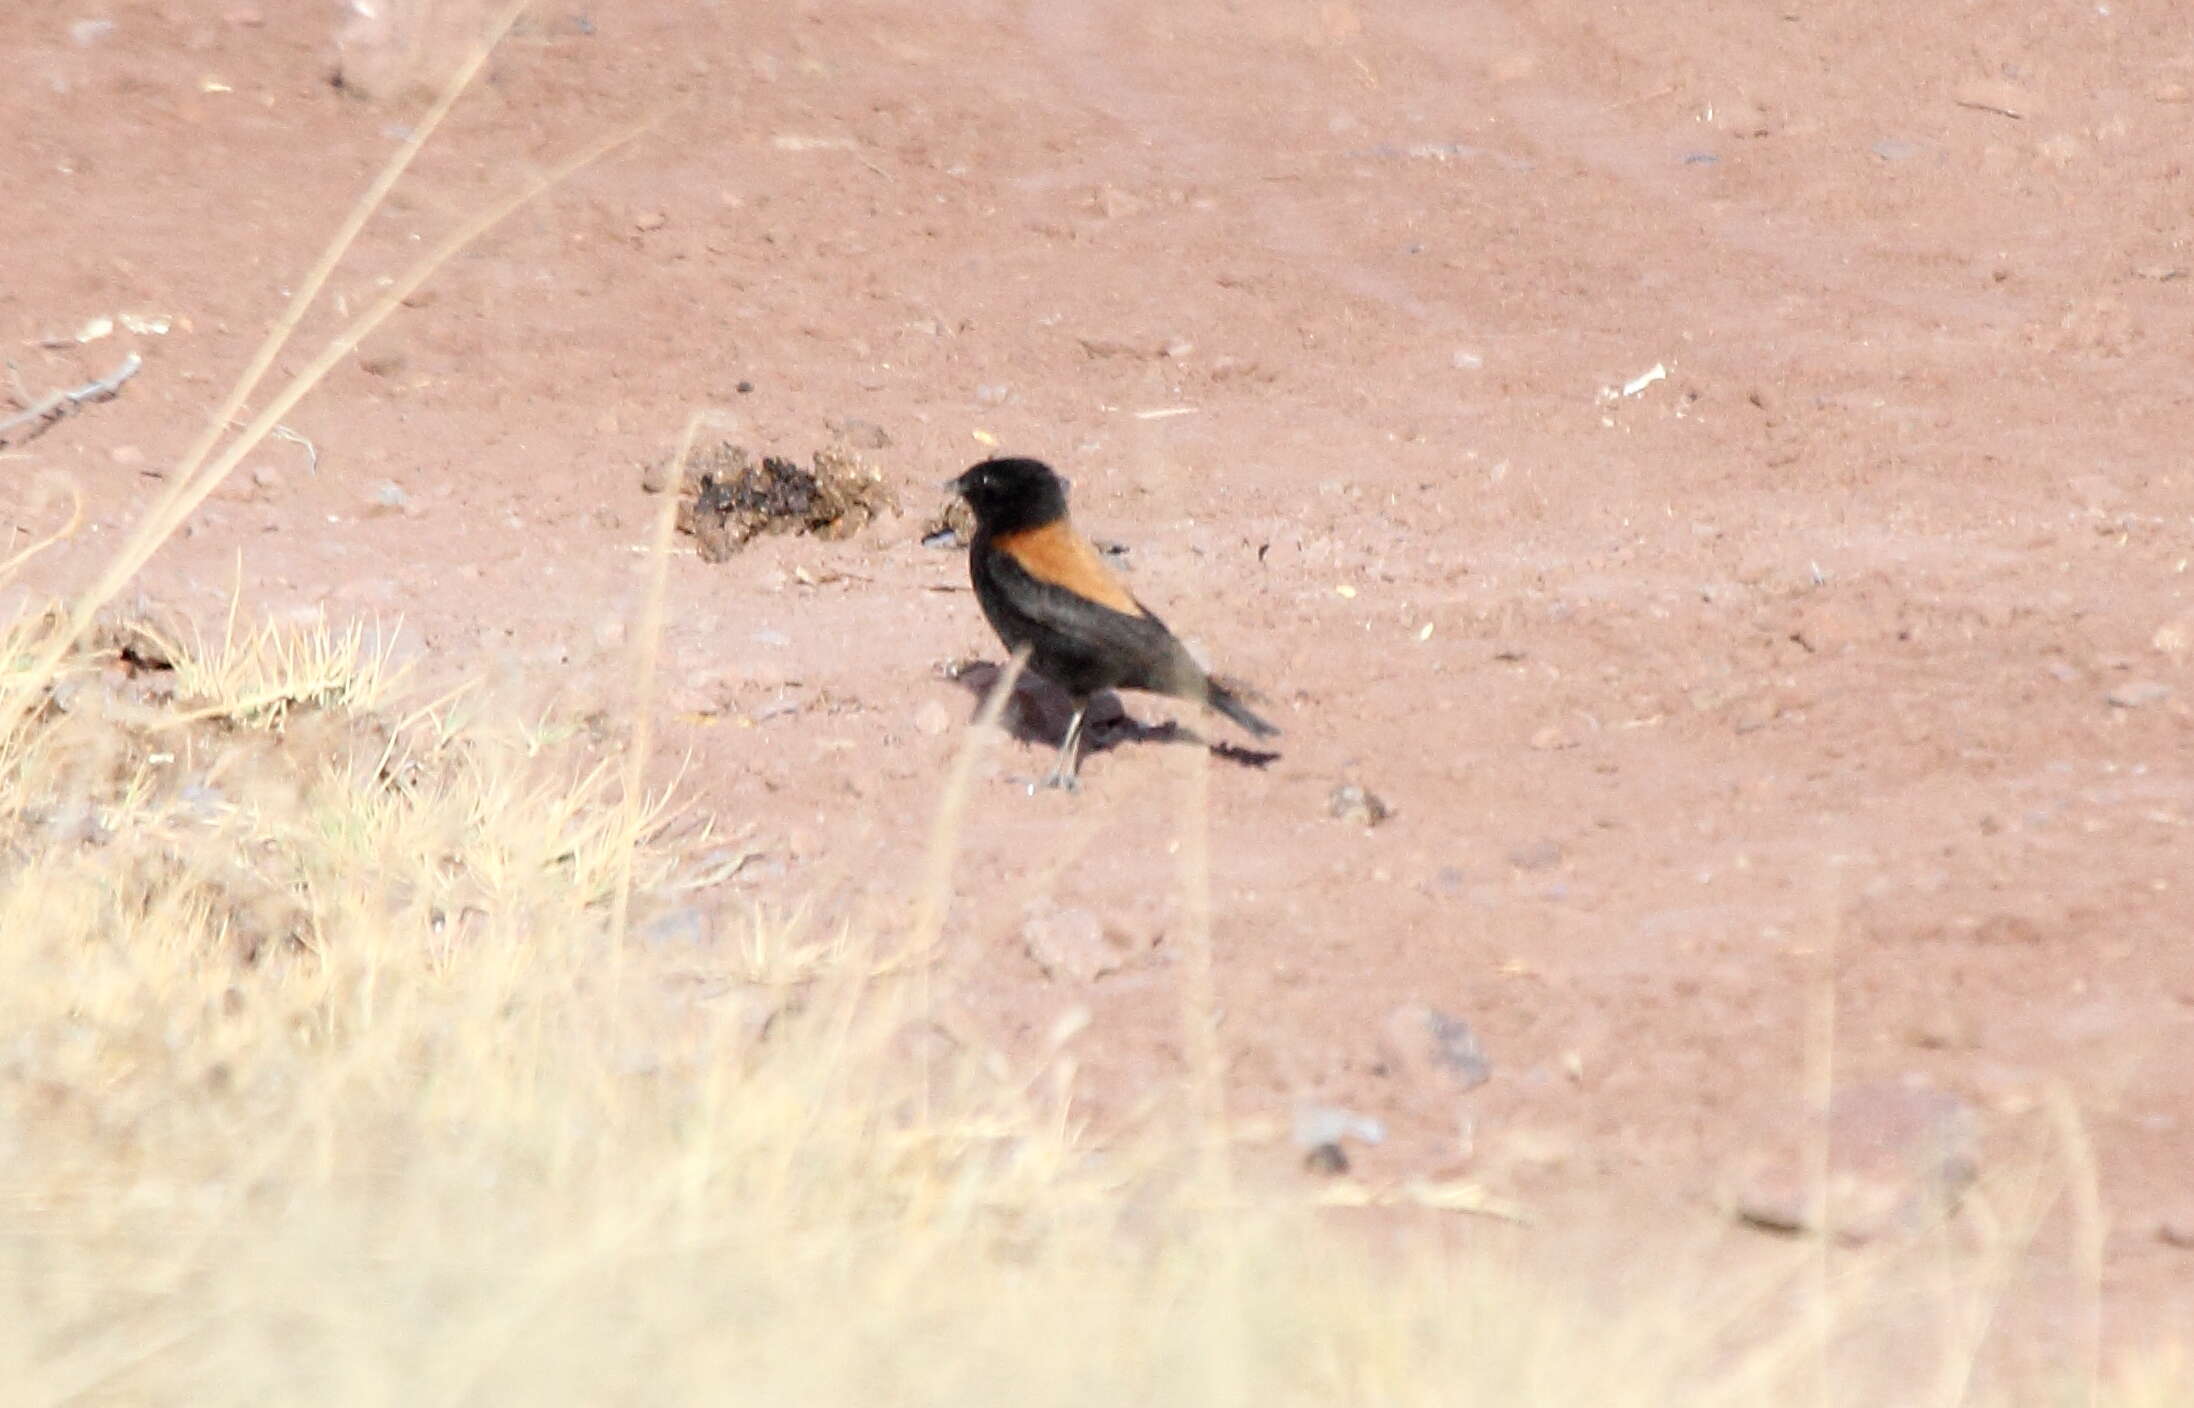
[7, 0, 2192, 1380]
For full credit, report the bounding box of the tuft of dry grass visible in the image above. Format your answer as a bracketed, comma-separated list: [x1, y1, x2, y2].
[0, 613, 2183, 1406]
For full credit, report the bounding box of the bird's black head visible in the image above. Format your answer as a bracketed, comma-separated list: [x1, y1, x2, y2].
[946, 456, 1071, 536]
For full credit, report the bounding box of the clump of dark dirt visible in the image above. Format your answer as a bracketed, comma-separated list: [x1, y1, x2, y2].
[920, 494, 977, 549]
[655, 442, 898, 563]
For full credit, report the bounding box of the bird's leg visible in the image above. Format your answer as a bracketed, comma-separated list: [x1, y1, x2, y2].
[1040, 701, 1088, 791]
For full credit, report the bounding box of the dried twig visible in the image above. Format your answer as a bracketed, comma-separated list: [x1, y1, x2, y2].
[0, 354, 143, 450]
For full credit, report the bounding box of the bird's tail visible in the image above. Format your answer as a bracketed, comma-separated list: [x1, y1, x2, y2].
[1205, 675, 1280, 739]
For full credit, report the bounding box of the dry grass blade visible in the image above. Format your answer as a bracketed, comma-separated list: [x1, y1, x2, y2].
[0, 41, 652, 761]
[607, 410, 721, 962]
[905, 644, 1029, 962]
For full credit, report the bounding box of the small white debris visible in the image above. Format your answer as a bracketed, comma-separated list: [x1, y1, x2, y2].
[1621, 362, 1668, 397]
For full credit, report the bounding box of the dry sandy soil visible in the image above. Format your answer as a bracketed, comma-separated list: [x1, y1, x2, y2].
[6, 0, 2192, 1381]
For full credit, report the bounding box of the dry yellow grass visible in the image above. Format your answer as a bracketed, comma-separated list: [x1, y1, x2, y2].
[0, 605, 2182, 1406]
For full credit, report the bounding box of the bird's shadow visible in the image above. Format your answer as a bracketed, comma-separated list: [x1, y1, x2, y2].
[944, 661, 1281, 771]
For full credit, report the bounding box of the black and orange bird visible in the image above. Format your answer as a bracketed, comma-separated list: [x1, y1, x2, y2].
[945, 456, 1279, 789]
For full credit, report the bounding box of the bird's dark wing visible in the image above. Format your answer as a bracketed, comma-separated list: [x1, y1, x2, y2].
[975, 541, 1205, 700]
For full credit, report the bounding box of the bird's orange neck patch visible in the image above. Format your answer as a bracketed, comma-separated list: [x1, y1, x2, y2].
[992, 520, 1145, 617]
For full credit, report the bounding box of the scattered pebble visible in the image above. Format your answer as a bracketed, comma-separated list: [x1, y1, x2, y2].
[1727, 1082, 1979, 1243]
[1528, 724, 1577, 751]
[109, 444, 145, 466]
[1303, 1142, 1350, 1176]
[1714, 100, 1769, 137]
[2150, 617, 2192, 662]
[1872, 139, 1923, 161]
[1019, 902, 1125, 984]
[638, 905, 712, 949]
[1507, 838, 1564, 872]
[914, 698, 952, 736]
[1328, 783, 1391, 827]
[974, 383, 1012, 406]
[2106, 681, 2172, 710]
[828, 417, 892, 450]
[1378, 1004, 1492, 1093]
[1291, 1104, 1386, 1150]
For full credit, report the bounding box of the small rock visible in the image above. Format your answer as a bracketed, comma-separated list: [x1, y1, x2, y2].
[250, 464, 282, 491]
[332, 576, 397, 605]
[632, 209, 668, 233]
[1906, 1004, 1978, 1051]
[640, 456, 679, 494]
[1378, 1004, 1491, 1092]
[1303, 1142, 1350, 1176]
[974, 383, 1012, 406]
[176, 781, 227, 822]
[829, 417, 892, 450]
[2154, 618, 2194, 662]
[2033, 133, 2085, 169]
[1872, 139, 1923, 161]
[371, 480, 408, 510]
[1327, 783, 1391, 827]
[638, 905, 712, 948]
[670, 667, 732, 716]
[1714, 99, 1770, 137]
[39, 801, 110, 846]
[2159, 1215, 2194, 1250]
[2067, 471, 2124, 513]
[1790, 597, 1876, 653]
[914, 698, 952, 736]
[1528, 724, 1577, 751]
[1020, 902, 1125, 983]
[109, 444, 145, 466]
[1451, 348, 1484, 370]
[2106, 681, 2172, 709]
[70, 18, 114, 45]
[1094, 185, 1141, 219]
[1507, 838, 1563, 872]
[1160, 336, 1194, 359]
[1727, 1082, 1979, 1243]
[1291, 1104, 1385, 1150]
